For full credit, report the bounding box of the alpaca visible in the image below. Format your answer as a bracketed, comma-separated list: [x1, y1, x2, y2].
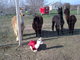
[58, 7, 64, 34]
[11, 8, 25, 41]
[32, 15, 43, 37]
[64, 8, 77, 34]
[52, 14, 61, 35]
[28, 37, 43, 52]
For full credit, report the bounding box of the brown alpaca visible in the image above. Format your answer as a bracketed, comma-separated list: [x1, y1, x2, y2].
[68, 15, 77, 34]
[11, 8, 25, 41]
[64, 8, 77, 34]
[32, 15, 43, 37]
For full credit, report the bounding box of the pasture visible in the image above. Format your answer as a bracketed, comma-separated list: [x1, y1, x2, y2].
[0, 13, 80, 60]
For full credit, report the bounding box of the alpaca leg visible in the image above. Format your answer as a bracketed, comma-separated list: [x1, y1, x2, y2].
[21, 23, 25, 36]
[69, 25, 71, 33]
[15, 32, 19, 41]
[67, 20, 70, 33]
[55, 25, 60, 35]
[14, 30, 17, 36]
[13, 29, 19, 41]
[71, 23, 75, 34]
[61, 24, 64, 34]
[16, 36, 19, 41]
[16, 30, 24, 41]
[61, 19, 64, 34]
[68, 24, 71, 33]
[21, 31, 23, 40]
[52, 21, 55, 31]
[39, 29, 41, 37]
[35, 30, 38, 37]
[69, 24, 72, 34]
[73, 24, 75, 33]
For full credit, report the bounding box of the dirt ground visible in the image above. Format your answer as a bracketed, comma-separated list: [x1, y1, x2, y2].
[0, 15, 80, 60]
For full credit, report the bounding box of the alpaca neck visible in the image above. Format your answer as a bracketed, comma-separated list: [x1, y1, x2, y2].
[20, 15, 24, 24]
[65, 14, 70, 20]
[20, 10, 24, 24]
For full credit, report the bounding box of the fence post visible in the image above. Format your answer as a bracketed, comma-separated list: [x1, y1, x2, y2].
[15, 0, 22, 46]
[77, 6, 79, 15]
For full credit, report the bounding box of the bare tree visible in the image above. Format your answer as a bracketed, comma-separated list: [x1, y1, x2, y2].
[25, 0, 45, 14]
[0, 0, 6, 15]
[0, 0, 27, 15]
[0, 0, 45, 15]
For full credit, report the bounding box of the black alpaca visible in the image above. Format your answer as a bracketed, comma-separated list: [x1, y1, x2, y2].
[64, 8, 77, 34]
[32, 15, 43, 37]
[58, 7, 64, 34]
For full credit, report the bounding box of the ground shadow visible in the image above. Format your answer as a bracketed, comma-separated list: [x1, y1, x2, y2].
[22, 28, 80, 41]
[41, 30, 58, 38]
[72, 29, 80, 35]
[38, 44, 63, 51]
[61, 28, 80, 36]
[43, 37, 58, 41]
[23, 33, 35, 36]
[0, 43, 18, 48]
[41, 28, 80, 38]
[23, 36, 36, 40]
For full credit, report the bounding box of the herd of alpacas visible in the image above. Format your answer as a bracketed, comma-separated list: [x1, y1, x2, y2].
[11, 6, 77, 41]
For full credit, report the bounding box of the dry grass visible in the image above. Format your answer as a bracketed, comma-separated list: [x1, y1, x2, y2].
[0, 15, 80, 60]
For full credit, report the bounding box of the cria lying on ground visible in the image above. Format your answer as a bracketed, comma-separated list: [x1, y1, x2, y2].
[28, 37, 43, 52]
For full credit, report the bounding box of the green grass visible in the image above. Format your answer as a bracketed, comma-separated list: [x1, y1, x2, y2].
[0, 15, 16, 45]
[70, 10, 77, 15]
[50, 9, 78, 15]
[50, 9, 58, 14]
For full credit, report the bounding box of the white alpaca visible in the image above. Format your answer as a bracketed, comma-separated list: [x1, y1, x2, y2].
[11, 8, 25, 41]
[28, 37, 43, 52]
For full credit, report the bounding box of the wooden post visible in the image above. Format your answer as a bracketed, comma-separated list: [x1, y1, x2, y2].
[15, 0, 22, 46]
[77, 6, 79, 15]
